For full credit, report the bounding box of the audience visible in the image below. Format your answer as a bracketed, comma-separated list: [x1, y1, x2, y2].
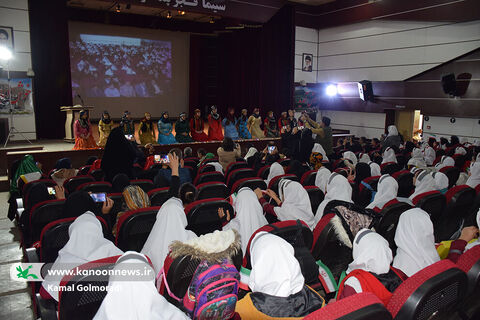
[264, 162, 284, 186]
[432, 171, 449, 194]
[366, 174, 398, 210]
[315, 173, 353, 221]
[111, 185, 150, 237]
[381, 125, 401, 152]
[154, 148, 191, 186]
[466, 161, 480, 188]
[381, 147, 397, 164]
[409, 170, 436, 200]
[315, 166, 331, 194]
[101, 127, 137, 182]
[217, 137, 241, 171]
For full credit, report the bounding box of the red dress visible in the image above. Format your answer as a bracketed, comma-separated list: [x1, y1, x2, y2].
[73, 120, 98, 150]
[190, 117, 209, 142]
[208, 114, 224, 141]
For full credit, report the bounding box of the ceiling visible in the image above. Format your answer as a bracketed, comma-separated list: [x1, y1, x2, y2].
[288, 0, 335, 5]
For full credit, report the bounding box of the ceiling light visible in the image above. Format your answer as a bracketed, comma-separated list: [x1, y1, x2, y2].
[0, 46, 12, 61]
[326, 84, 338, 97]
[166, 11, 172, 18]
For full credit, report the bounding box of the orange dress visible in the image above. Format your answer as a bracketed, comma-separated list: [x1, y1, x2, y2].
[73, 119, 98, 150]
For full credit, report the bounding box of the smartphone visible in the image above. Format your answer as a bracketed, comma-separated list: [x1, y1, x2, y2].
[268, 146, 275, 154]
[90, 192, 106, 203]
[161, 155, 170, 164]
[154, 155, 161, 163]
[47, 187, 56, 195]
[124, 134, 133, 140]
[297, 126, 305, 130]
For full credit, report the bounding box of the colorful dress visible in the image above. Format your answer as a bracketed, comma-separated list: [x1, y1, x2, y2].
[157, 119, 177, 145]
[175, 119, 193, 143]
[73, 119, 98, 150]
[138, 120, 156, 145]
[190, 117, 209, 142]
[237, 116, 251, 139]
[98, 119, 113, 147]
[247, 115, 264, 139]
[208, 114, 224, 141]
[120, 119, 134, 136]
[222, 117, 239, 140]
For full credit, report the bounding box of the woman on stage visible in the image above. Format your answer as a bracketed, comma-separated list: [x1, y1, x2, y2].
[98, 110, 113, 147]
[278, 111, 290, 131]
[138, 112, 156, 145]
[264, 111, 279, 137]
[190, 109, 209, 142]
[208, 106, 224, 141]
[120, 111, 135, 136]
[222, 108, 239, 140]
[238, 108, 252, 139]
[248, 108, 265, 139]
[175, 112, 193, 143]
[157, 112, 177, 145]
[288, 109, 298, 128]
[73, 110, 98, 150]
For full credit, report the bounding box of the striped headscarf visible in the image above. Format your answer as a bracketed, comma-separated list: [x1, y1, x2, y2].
[122, 185, 150, 211]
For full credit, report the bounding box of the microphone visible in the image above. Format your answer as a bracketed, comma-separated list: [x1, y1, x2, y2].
[76, 94, 85, 106]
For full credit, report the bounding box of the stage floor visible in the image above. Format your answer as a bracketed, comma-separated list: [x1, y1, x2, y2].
[3, 139, 75, 152]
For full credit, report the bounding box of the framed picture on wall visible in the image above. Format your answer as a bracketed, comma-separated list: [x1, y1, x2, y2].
[302, 53, 313, 72]
[0, 26, 14, 49]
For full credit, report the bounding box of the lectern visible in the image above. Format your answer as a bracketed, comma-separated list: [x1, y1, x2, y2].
[60, 105, 94, 142]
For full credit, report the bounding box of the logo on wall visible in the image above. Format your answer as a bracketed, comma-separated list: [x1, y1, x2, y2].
[156, 0, 226, 12]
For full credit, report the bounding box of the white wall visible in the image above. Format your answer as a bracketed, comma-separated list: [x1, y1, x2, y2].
[423, 116, 480, 143]
[295, 26, 318, 83]
[318, 110, 386, 139]
[0, 0, 36, 141]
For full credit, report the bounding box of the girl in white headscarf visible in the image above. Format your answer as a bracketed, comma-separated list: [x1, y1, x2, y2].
[255, 180, 316, 230]
[367, 175, 398, 210]
[424, 144, 436, 166]
[435, 156, 455, 170]
[381, 125, 402, 153]
[337, 229, 406, 305]
[358, 153, 371, 164]
[393, 208, 440, 277]
[224, 187, 268, 254]
[244, 147, 258, 161]
[407, 148, 426, 169]
[93, 252, 189, 320]
[409, 170, 437, 200]
[141, 197, 197, 273]
[41, 212, 123, 301]
[312, 143, 329, 162]
[381, 147, 397, 164]
[265, 162, 285, 186]
[314, 166, 331, 194]
[369, 161, 381, 176]
[455, 146, 467, 156]
[235, 232, 324, 319]
[343, 151, 358, 166]
[466, 161, 480, 189]
[432, 171, 449, 194]
[315, 173, 353, 223]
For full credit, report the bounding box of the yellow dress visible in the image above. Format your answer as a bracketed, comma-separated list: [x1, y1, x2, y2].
[98, 119, 113, 147]
[138, 121, 156, 145]
[248, 115, 265, 139]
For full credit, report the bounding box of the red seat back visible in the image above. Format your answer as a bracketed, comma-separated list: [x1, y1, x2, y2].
[130, 179, 154, 193]
[196, 182, 229, 200]
[115, 206, 161, 251]
[184, 198, 234, 236]
[300, 170, 317, 186]
[257, 165, 271, 180]
[148, 187, 170, 207]
[456, 245, 480, 294]
[231, 177, 267, 195]
[225, 161, 248, 177]
[193, 171, 224, 186]
[226, 168, 255, 189]
[76, 181, 112, 193]
[392, 170, 414, 198]
[412, 191, 446, 225]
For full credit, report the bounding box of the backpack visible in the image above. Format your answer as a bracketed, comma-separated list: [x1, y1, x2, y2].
[162, 258, 240, 319]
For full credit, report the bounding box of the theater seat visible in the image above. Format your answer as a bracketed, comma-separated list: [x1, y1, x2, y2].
[380, 162, 400, 175]
[184, 198, 234, 236]
[440, 166, 460, 189]
[412, 191, 446, 225]
[115, 206, 161, 252]
[456, 245, 480, 295]
[90, 169, 105, 181]
[23, 179, 57, 202]
[64, 176, 95, 194]
[304, 292, 392, 320]
[198, 164, 216, 175]
[226, 168, 255, 190]
[231, 178, 267, 194]
[193, 171, 224, 186]
[78, 165, 91, 176]
[355, 176, 380, 208]
[28, 199, 66, 247]
[148, 187, 170, 207]
[300, 170, 317, 186]
[304, 186, 324, 214]
[396, 154, 407, 170]
[435, 185, 476, 242]
[130, 179, 154, 193]
[225, 161, 248, 177]
[257, 165, 271, 180]
[76, 181, 112, 194]
[278, 158, 291, 167]
[267, 174, 298, 193]
[392, 170, 414, 198]
[386, 260, 467, 320]
[376, 200, 413, 254]
[196, 182, 229, 200]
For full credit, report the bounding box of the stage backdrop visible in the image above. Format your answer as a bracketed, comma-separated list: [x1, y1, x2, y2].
[68, 21, 189, 119]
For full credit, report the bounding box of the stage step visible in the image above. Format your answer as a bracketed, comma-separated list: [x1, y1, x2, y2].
[0, 145, 44, 175]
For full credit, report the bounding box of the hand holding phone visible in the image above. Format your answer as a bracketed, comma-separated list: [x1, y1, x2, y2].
[268, 146, 276, 154]
[90, 192, 106, 203]
[154, 155, 161, 163]
[47, 187, 56, 195]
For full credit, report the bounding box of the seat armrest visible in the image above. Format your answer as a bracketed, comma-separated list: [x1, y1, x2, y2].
[26, 248, 39, 263]
[35, 293, 57, 320]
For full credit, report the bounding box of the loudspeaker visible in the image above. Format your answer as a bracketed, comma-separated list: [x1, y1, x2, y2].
[358, 80, 374, 102]
[441, 73, 456, 96]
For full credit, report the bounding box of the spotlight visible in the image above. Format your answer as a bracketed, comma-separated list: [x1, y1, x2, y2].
[115, 4, 121, 13]
[326, 84, 337, 97]
[178, 10, 186, 15]
[0, 46, 12, 61]
[166, 11, 172, 19]
[209, 17, 215, 24]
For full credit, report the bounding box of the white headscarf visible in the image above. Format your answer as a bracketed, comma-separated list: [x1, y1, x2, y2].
[93, 252, 189, 320]
[432, 172, 449, 192]
[424, 146, 436, 166]
[315, 173, 353, 223]
[343, 151, 358, 166]
[358, 153, 371, 164]
[409, 171, 437, 200]
[346, 229, 392, 275]
[209, 162, 224, 173]
[407, 148, 426, 168]
[465, 209, 480, 251]
[244, 147, 258, 161]
[312, 143, 329, 162]
[435, 156, 455, 170]
[224, 188, 268, 254]
[387, 125, 398, 137]
[141, 198, 197, 273]
[274, 180, 316, 230]
[466, 161, 480, 189]
[367, 175, 398, 210]
[382, 147, 397, 164]
[42, 212, 123, 301]
[249, 232, 304, 297]
[265, 162, 285, 186]
[393, 208, 440, 277]
[369, 161, 381, 176]
[455, 146, 467, 156]
[314, 166, 331, 194]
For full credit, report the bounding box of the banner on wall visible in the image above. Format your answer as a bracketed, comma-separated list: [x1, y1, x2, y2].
[0, 78, 34, 114]
[294, 85, 319, 110]
[156, 0, 226, 11]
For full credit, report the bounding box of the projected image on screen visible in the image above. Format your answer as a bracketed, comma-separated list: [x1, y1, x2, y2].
[69, 34, 172, 99]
